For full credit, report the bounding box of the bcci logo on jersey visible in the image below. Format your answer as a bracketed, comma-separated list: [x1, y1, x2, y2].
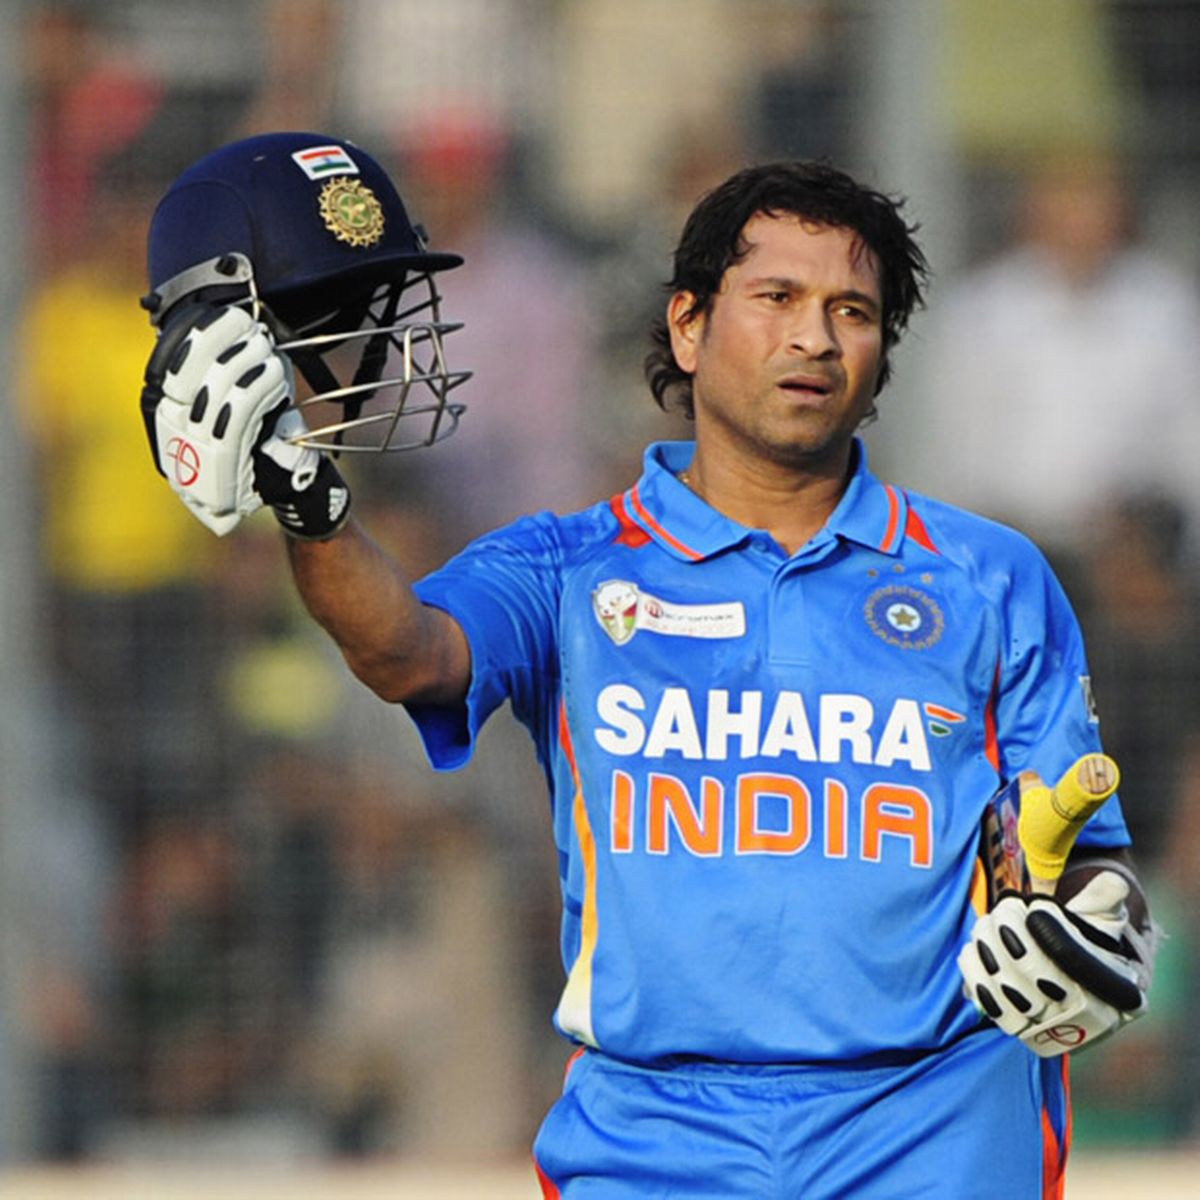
[864, 584, 945, 651]
[593, 580, 745, 645]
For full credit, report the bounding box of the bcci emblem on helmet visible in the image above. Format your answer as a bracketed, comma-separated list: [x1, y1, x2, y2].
[318, 177, 385, 247]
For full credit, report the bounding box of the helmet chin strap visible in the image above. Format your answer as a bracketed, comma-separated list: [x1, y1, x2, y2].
[282, 344, 346, 436]
[343, 282, 403, 446]
[269, 282, 403, 451]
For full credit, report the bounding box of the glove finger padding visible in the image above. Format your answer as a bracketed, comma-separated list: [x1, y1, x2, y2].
[958, 873, 1151, 1057]
[1025, 872, 1147, 1012]
[145, 304, 291, 535]
[141, 300, 213, 474]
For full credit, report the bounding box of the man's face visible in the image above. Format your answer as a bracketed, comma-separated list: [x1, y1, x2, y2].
[668, 213, 884, 471]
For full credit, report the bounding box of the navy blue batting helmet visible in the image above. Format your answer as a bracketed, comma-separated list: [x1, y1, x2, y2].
[143, 131, 470, 452]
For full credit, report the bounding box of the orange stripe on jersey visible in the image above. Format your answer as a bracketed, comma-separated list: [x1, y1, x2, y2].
[1040, 1056, 1072, 1200]
[628, 484, 704, 561]
[1041, 1108, 1063, 1199]
[969, 856, 989, 916]
[904, 499, 941, 554]
[984, 662, 1002, 774]
[555, 702, 601, 1046]
[1060, 1057, 1073, 1188]
[1038, 1045, 1072, 1198]
[533, 1153, 562, 1199]
[879, 484, 902, 552]
[609, 492, 652, 548]
[563, 1045, 586, 1082]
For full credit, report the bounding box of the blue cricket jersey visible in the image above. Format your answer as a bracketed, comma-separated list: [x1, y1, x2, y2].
[408, 439, 1130, 1067]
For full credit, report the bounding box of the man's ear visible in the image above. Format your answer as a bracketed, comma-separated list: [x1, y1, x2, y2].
[666, 291, 703, 375]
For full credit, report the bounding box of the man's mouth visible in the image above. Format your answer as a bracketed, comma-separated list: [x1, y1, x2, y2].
[778, 374, 835, 397]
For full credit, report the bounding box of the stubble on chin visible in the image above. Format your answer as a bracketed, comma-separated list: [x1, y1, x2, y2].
[745, 394, 867, 474]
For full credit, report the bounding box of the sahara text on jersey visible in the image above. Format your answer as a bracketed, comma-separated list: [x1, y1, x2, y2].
[592, 686, 948, 865]
[593, 684, 944, 768]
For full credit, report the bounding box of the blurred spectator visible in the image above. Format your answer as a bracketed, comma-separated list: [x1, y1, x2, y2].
[586, 119, 747, 478]
[1065, 493, 1200, 1144]
[301, 770, 528, 1157]
[18, 145, 225, 841]
[386, 110, 607, 543]
[238, 0, 340, 136]
[743, 0, 854, 163]
[1074, 493, 1200, 868]
[901, 153, 1200, 562]
[337, 0, 544, 151]
[18, 770, 115, 1159]
[1038, 495, 1200, 1146]
[22, 2, 163, 276]
[1068, 871, 1192, 1147]
[1158, 731, 1200, 1143]
[108, 815, 254, 1119]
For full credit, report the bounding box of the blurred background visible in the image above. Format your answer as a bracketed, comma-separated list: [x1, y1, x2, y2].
[0, 0, 1198, 1194]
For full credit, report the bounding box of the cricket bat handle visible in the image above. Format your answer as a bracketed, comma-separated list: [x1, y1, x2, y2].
[1017, 753, 1120, 896]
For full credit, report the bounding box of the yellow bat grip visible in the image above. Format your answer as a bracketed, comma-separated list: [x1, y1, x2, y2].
[1017, 753, 1120, 894]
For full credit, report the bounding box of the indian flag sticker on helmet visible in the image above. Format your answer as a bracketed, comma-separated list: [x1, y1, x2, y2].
[292, 144, 360, 179]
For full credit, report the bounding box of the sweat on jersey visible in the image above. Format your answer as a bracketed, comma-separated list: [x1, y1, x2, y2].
[407, 439, 1130, 1067]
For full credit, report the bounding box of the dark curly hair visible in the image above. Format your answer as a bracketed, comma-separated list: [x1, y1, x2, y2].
[645, 161, 929, 419]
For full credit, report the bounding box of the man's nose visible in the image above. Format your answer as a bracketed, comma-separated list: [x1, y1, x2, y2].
[788, 303, 839, 358]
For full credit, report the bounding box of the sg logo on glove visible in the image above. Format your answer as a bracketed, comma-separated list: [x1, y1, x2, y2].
[165, 436, 202, 488]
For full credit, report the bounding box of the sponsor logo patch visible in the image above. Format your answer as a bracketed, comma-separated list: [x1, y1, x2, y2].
[593, 580, 745, 645]
[865, 584, 945, 651]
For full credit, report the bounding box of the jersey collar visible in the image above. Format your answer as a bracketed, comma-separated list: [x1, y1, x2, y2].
[823, 440, 911, 556]
[615, 439, 911, 562]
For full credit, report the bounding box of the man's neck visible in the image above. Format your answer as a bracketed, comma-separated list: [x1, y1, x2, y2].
[681, 443, 854, 556]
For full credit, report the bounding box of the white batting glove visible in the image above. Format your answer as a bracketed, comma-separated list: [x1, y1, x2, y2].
[142, 304, 348, 539]
[958, 870, 1157, 1057]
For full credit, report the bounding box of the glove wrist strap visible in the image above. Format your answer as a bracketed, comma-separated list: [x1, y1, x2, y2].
[271, 456, 352, 541]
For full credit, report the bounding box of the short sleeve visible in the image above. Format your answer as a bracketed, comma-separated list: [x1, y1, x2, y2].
[405, 514, 563, 771]
[993, 545, 1131, 850]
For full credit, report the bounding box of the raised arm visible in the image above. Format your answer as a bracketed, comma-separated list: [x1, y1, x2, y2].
[140, 300, 471, 707]
[285, 520, 470, 706]
[137, 134, 481, 713]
